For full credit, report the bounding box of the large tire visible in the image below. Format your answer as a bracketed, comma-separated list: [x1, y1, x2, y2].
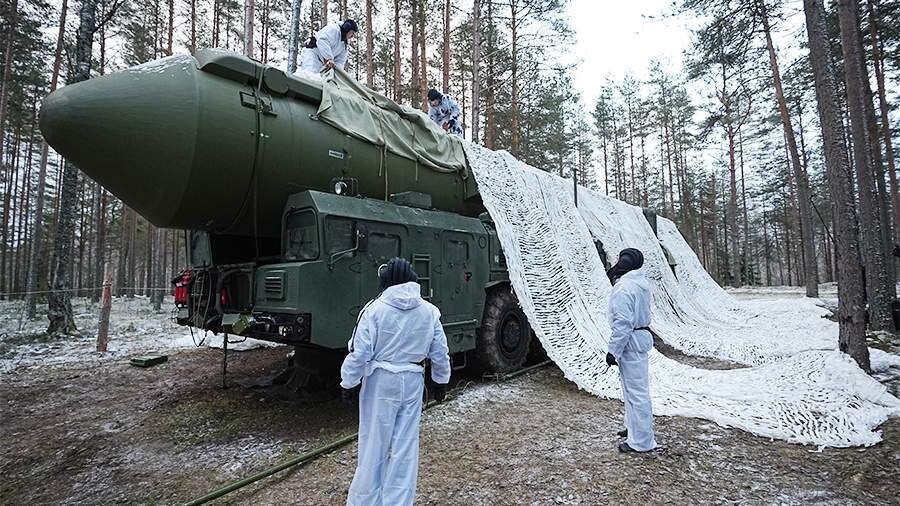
[476, 285, 531, 373]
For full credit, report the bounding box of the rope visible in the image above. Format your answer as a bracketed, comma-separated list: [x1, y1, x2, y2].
[182, 361, 553, 506]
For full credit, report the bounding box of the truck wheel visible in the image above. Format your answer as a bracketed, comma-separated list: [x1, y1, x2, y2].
[476, 286, 531, 373]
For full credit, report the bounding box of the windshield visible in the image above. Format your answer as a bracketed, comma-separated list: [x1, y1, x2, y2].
[285, 210, 319, 261]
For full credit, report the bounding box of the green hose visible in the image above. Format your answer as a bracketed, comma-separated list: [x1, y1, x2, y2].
[182, 360, 553, 505]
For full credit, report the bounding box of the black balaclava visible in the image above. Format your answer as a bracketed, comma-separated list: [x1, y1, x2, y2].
[379, 257, 419, 291]
[606, 248, 644, 284]
[427, 89, 442, 102]
[340, 19, 359, 41]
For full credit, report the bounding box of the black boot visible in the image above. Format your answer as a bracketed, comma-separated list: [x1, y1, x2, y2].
[617, 428, 628, 438]
[618, 442, 638, 453]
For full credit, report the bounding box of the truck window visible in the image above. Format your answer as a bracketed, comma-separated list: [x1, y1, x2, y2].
[445, 239, 469, 266]
[370, 232, 400, 263]
[285, 210, 319, 261]
[325, 218, 355, 254]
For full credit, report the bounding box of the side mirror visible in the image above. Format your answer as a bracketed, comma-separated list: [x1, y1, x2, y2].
[355, 223, 369, 252]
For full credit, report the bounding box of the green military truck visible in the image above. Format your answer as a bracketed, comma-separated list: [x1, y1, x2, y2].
[175, 189, 532, 380]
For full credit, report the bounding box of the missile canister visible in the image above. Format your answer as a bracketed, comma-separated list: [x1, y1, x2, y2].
[39, 50, 482, 238]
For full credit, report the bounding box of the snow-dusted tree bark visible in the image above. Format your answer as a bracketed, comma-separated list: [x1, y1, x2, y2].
[286, 0, 303, 72]
[48, 0, 100, 336]
[837, 0, 894, 333]
[804, 0, 869, 370]
[243, 0, 255, 58]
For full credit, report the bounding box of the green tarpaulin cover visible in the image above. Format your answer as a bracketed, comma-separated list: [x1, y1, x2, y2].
[316, 67, 469, 179]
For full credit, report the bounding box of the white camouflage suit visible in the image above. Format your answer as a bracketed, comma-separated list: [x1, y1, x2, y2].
[607, 269, 658, 452]
[427, 95, 464, 138]
[299, 22, 349, 73]
[340, 281, 451, 505]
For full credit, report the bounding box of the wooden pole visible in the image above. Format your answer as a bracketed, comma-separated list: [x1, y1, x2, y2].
[97, 262, 112, 352]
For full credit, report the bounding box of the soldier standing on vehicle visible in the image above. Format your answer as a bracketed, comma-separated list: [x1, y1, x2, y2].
[605, 248, 658, 453]
[426, 89, 464, 138]
[340, 257, 451, 505]
[299, 19, 359, 73]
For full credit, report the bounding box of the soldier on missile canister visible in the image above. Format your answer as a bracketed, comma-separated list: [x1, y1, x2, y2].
[426, 89, 464, 138]
[299, 19, 359, 74]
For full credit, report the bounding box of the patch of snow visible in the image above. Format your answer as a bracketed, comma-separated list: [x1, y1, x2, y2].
[0, 296, 280, 373]
[126, 54, 195, 74]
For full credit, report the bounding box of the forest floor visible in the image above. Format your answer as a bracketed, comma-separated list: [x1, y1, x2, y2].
[1, 288, 899, 505]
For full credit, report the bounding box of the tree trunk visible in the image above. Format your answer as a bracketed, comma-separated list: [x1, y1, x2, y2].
[855, 16, 897, 292]
[213, 0, 220, 47]
[758, 0, 819, 297]
[167, 0, 174, 55]
[393, 0, 401, 101]
[116, 207, 131, 296]
[0, 0, 18, 166]
[261, 0, 270, 63]
[837, 0, 894, 332]
[418, 2, 427, 111]
[25, 0, 68, 320]
[47, 0, 98, 336]
[365, 0, 374, 86]
[509, 0, 519, 155]
[763, 209, 771, 285]
[410, 0, 419, 106]
[190, 0, 197, 54]
[485, 0, 495, 149]
[244, 0, 255, 57]
[867, 0, 899, 245]
[471, 0, 482, 143]
[443, 0, 451, 92]
[739, 127, 750, 283]
[92, 190, 107, 303]
[726, 124, 740, 286]
[805, 0, 869, 369]
[287, 0, 302, 72]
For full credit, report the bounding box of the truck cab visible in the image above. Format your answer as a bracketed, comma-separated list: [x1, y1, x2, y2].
[174, 190, 530, 376]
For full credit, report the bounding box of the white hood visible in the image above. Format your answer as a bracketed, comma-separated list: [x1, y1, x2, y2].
[380, 282, 423, 311]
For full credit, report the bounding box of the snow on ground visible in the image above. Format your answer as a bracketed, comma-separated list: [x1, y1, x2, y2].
[0, 296, 279, 373]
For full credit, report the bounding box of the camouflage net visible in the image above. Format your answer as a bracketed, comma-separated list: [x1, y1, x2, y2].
[466, 143, 900, 447]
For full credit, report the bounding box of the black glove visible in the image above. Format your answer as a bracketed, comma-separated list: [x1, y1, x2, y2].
[606, 352, 617, 367]
[433, 383, 447, 403]
[341, 385, 360, 406]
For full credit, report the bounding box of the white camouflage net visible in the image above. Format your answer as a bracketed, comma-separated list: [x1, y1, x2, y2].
[466, 143, 900, 447]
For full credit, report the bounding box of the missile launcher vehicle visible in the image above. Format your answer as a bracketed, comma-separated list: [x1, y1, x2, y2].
[41, 50, 663, 383]
[40, 50, 536, 381]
